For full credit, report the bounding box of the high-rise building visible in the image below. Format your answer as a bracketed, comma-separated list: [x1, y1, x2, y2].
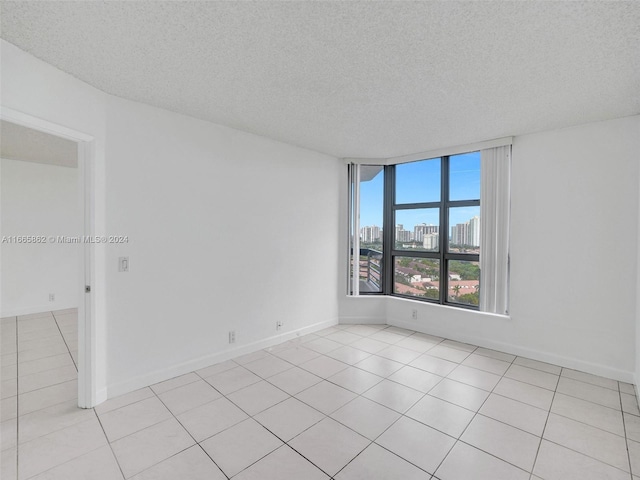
[450, 216, 481, 247]
[423, 233, 439, 250]
[360, 225, 382, 243]
[413, 223, 438, 242]
[469, 216, 480, 247]
[395, 224, 412, 242]
[451, 222, 468, 245]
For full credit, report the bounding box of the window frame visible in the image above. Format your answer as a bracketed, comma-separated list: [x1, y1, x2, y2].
[382, 155, 480, 309]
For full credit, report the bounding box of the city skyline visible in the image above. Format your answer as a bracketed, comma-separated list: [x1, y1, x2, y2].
[360, 214, 480, 247]
[359, 152, 481, 230]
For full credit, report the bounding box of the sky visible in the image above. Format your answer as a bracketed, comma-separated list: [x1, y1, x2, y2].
[359, 152, 480, 230]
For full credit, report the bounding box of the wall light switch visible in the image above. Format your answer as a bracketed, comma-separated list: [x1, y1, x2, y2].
[119, 257, 129, 272]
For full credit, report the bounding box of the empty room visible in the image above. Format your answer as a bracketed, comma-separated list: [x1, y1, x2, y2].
[1, 1, 640, 479]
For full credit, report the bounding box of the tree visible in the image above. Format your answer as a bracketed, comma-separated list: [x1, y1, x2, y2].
[458, 292, 479, 306]
[423, 289, 439, 299]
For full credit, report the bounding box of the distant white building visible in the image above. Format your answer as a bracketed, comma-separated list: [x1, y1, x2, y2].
[414, 223, 438, 242]
[469, 216, 480, 247]
[450, 216, 480, 247]
[423, 233, 438, 250]
[395, 224, 412, 242]
[361, 225, 381, 243]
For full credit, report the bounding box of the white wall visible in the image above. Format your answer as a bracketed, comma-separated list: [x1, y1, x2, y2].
[509, 115, 639, 380]
[1, 159, 80, 315]
[101, 97, 342, 395]
[341, 115, 640, 382]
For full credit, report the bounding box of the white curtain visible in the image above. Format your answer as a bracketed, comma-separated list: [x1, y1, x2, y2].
[480, 145, 511, 314]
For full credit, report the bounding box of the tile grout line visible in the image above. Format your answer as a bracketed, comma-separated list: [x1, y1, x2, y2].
[51, 311, 77, 371]
[620, 382, 635, 479]
[150, 380, 232, 480]
[328, 367, 426, 477]
[223, 326, 427, 478]
[16, 315, 54, 478]
[290, 330, 413, 476]
[13, 315, 19, 480]
[533, 374, 636, 477]
[157, 360, 357, 480]
[527, 367, 560, 480]
[91, 408, 128, 480]
[308, 331, 458, 478]
[13, 311, 77, 480]
[218, 328, 534, 478]
[22, 414, 117, 480]
[430, 347, 532, 479]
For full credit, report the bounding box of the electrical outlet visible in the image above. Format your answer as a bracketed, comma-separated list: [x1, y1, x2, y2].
[49, 293, 55, 302]
[411, 309, 418, 320]
[276, 321, 283, 331]
[228, 331, 236, 344]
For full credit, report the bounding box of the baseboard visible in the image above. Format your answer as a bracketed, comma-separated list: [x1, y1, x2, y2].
[339, 316, 387, 325]
[389, 317, 635, 384]
[94, 388, 108, 407]
[1, 303, 78, 318]
[104, 318, 338, 401]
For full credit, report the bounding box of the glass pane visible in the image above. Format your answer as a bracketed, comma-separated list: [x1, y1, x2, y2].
[358, 165, 384, 293]
[359, 250, 383, 293]
[395, 158, 441, 204]
[394, 257, 440, 299]
[448, 206, 480, 254]
[448, 260, 480, 306]
[395, 209, 439, 251]
[449, 151, 480, 201]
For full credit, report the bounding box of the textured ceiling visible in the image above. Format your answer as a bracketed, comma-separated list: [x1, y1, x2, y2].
[1, 1, 639, 159]
[1, 121, 78, 168]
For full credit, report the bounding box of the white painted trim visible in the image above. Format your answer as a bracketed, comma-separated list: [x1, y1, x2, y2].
[389, 316, 634, 383]
[339, 316, 387, 325]
[95, 388, 108, 406]
[0, 106, 94, 142]
[0, 106, 97, 408]
[105, 318, 338, 399]
[344, 136, 513, 165]
[77, 140, 97, 408]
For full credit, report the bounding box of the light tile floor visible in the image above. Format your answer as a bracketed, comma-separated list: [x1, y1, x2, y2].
[2, 312, 640, 479]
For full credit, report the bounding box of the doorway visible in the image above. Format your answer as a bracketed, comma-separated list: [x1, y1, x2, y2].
[0, 108, 96, 408]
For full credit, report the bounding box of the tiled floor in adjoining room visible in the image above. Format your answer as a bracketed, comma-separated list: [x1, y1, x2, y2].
[2, 312, 640, 480]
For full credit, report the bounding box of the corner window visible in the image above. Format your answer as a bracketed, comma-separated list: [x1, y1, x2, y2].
[389, 153, 480, 308]
[349, 145, 510, 314]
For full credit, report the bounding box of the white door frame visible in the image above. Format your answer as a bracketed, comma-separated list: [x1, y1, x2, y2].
[1, 106, 98, 408]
